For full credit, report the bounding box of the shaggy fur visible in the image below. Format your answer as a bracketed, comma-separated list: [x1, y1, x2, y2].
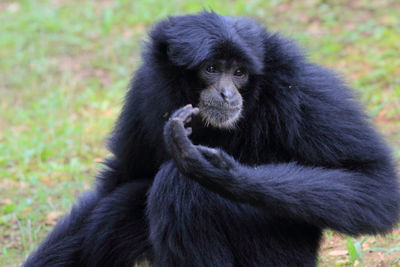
[23, 12, 399, 267]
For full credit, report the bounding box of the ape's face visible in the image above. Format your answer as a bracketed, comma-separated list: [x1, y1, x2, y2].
[197, 60, 248, 129]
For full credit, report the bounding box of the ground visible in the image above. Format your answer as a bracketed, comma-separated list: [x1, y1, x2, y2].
[0, 0, 399, 266]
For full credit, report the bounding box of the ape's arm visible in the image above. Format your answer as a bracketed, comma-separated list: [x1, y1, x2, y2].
[183, 156, 399, 236]
[22, 180, 151, 267]
[164, 106, 400, 236]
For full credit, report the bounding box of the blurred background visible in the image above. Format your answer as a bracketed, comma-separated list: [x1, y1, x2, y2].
[0, 0, 399, 266]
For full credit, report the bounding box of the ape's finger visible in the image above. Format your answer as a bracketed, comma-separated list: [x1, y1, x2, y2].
[171, 120, 197, 158]
[192, 107, 200, 115]
[171, 105, 193, 120]
[197, 145, 219, 157]
[179, 106, 196, 123]
[196, 145, 236, 170]
[183, 107, 199, 123]
[196, 145, 223, 167]
[171, 105, 199, 124]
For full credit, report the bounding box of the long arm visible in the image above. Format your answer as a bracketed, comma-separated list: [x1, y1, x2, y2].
[164, 106, 400, 236]
[185, 158, 399, 236]
[22, 190, 102, 267]
[22, 180, 151, 267]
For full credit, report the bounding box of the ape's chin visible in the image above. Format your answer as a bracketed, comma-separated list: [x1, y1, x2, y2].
[198, 105, 242, 129]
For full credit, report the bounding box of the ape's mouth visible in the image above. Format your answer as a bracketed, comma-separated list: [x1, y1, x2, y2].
[198, 103, 242, 129]
[204, 104, 242, 112]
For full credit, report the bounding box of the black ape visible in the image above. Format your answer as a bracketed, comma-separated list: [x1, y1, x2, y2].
[24, 12, 399, 267]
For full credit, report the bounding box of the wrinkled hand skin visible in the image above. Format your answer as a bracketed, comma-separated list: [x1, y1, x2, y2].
[163, 105, 238, 180]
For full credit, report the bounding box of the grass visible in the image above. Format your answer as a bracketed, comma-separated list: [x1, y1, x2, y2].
[0, 0, 399, 266]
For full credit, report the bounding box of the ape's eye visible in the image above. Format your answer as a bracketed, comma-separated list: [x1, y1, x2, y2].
[234, 68, 246, 77]
[206, 65, 218, 73]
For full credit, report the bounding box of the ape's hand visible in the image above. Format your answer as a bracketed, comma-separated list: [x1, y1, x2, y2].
[195, 145, 236, 172]
[164, 105, 238, 179]
[163, 104, 199, 161]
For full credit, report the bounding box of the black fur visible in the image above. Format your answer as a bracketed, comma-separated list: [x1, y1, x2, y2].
[23, 12, 399, 267]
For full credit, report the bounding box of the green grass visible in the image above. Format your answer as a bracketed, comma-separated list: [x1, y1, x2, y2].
[1, 0, 399, 266]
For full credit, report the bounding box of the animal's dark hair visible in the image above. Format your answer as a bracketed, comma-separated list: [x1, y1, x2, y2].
[23, 11, 399, 267]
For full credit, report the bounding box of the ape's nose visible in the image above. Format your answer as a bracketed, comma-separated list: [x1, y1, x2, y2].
[220, 88, 235, 102]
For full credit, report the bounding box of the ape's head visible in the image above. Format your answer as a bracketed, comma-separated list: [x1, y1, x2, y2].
[149, 12, 266, 129]
[197, 59, 247, 128]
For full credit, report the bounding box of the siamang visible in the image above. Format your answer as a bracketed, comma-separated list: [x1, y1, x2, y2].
[24, 11, 399, 267]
